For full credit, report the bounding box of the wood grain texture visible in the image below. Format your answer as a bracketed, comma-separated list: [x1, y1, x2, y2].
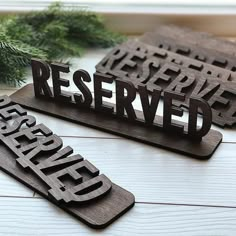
[0, 197, 236, 236]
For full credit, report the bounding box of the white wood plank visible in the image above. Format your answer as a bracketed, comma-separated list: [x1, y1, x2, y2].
[0, 89, 16, 96]
[30, 137, 236, 207]
[0, 171, 33, 197]
[0, 197, 236, 235]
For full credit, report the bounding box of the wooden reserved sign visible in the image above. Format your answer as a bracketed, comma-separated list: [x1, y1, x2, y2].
[96, 40, 236, 127]
[141, 33, 236, 73]
[0, 95, 135, 228]
[10, 59, 222, 159]
[140, 25, 236, 73]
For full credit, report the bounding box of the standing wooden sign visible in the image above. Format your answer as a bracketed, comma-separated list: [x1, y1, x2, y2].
[10, 59, 222, 159]
[96, 40, 236, 127]
[0, 95, 135, 228]
[140, 25, 236, 73]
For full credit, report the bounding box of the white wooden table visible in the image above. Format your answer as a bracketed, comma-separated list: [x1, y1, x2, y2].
[0, 49, 236, 236]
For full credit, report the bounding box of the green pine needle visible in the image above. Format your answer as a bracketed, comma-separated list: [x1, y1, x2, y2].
[0, 2, 125, 86]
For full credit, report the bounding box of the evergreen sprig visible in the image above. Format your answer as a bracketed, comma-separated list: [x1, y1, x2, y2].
[0, 2, 124, 86]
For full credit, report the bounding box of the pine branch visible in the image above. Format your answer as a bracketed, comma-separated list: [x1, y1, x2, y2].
[0, 2, 125, 85]
[0, 40, 46, 65]
[11, 2, 125, 59]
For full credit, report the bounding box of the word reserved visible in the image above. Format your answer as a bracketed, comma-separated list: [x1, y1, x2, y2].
[96, 40, 236, 127]
[0, 95, 135, 228]
[32, 59, 213, 140]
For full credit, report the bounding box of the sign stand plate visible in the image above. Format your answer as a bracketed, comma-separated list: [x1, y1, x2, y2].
[10, 84, 222, 159]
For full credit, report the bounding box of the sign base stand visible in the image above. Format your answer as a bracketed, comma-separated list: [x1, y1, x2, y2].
[10, 84, 222, 159]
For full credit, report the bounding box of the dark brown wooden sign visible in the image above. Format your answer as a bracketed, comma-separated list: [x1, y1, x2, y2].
[10, 59, 222, 159]
[0, 95, 135, 229]
[140, 25, 236, 73]
[96, 40, 236, 127]
[143, 25, 236, 58]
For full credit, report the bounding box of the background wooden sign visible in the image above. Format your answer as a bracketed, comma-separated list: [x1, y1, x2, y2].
[0, 95, 135, 229]
[143, 25, 236, 58]
[97, 40, 236, 82]
[96, 40, 236, 128]
[10, 59, 222, 159]
[140, 25, 236, 73]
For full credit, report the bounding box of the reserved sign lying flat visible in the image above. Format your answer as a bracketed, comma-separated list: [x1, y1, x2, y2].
[0, 95, 135, 228]
[96, 40, 236, 127]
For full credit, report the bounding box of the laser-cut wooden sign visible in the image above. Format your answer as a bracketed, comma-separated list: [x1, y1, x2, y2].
[0, 95, 135, 228]
[10, 59, 222, 159]
[140, 26, 236, 73]
[96, 40, 236, 127]
[144, 25, 236, 59]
